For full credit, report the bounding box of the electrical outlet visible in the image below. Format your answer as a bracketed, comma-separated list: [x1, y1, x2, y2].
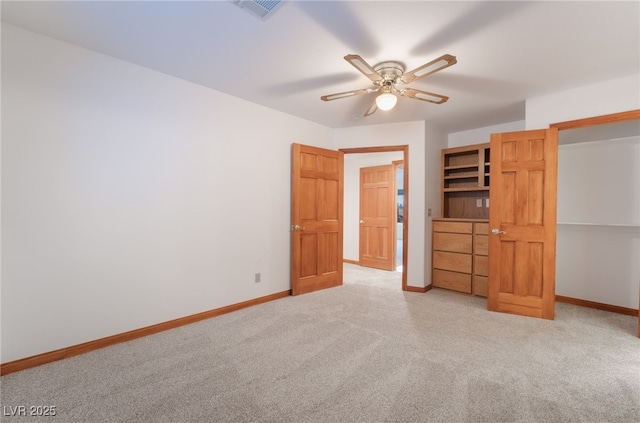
[254, 273, 261, 283]
[476, 198, 482, 207]
[428, 208, 432, 216]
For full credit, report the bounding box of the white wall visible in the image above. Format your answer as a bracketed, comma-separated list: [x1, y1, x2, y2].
[333, 121, 447, 288]
[447, 120, 525, 148]
[525, 73, 640, 130]
[343, 152, 403, 262]
[1, 25, 333, 363]
[423, 122, 447, 284]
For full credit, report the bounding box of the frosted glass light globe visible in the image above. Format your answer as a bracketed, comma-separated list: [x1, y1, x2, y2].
[376, 93, 397, 111]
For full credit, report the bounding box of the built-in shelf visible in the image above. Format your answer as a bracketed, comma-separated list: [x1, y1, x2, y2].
[444, 173, 479, 179]
[441, 142, 490, 219]
[444, 164, 478, 171]
[444, 187, 490, 193]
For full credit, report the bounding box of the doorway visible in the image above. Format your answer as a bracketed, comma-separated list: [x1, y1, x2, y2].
[550, 110, 640, 336]
[394, 160, 404, 272]
[341, 146, 409, 291]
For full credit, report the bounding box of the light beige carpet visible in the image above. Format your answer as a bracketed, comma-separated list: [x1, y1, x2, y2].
[1, 263, 638, 422]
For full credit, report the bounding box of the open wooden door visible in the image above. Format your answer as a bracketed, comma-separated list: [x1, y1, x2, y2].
[291, 143, 343, 295]
[488, 128, 558, 319]
[359, 164, 396, 271]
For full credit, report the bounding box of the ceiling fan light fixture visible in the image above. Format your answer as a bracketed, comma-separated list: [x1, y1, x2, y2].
[376, 92, 397, 110]
[321, 53, 456, 117]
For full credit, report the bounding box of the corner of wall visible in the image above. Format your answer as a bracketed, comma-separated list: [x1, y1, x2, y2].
[423, 122, 447, 286]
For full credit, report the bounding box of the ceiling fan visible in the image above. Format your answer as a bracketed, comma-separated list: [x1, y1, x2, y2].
[320, 54, 457, 116]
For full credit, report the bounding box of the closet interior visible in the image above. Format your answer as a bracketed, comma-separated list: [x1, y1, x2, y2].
[556, 119, 640, 313]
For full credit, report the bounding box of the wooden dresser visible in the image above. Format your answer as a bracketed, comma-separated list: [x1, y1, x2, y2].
[432, 142, 491, 296]
[432, 219, 488, 296]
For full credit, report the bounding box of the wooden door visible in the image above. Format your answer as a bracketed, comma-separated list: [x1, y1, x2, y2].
[291, 143, 344, 295]
[488, 129, 558, 319]
[359, 164, 396, 271]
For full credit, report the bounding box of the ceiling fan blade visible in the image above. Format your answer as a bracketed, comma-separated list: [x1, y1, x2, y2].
[344, 54, 383, 83]
[321, 87, 378, 101]
[401, 88, 449, 104]
[400, 54, 457, 84]
[364, 98, 378, 116]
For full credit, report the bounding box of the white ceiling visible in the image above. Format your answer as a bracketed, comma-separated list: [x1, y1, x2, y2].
[2, 1, 638, 133]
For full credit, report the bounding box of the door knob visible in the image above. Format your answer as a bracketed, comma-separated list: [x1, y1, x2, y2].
[291, 224, 305, 231]
[491, 228, 506, 235]
[359, 220, 365, 224]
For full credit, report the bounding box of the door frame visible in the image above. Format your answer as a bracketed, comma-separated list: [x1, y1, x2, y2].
[549, 110, 640, 132]
[340, 145, 409, 291]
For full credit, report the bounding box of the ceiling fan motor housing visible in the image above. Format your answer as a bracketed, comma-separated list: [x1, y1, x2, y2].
[373, 61, 405, 83]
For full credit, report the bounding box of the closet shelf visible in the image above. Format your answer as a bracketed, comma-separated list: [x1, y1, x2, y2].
[557, 222, 640, 228]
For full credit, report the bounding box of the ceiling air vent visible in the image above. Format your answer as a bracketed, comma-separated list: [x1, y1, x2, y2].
[232, 0, 285, 21]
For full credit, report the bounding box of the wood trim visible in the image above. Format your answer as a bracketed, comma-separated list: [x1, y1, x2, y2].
[556, 295, 639, 317]
[549, 109, 640, 131]
[433, 218, 489, 223]
[0, 290, 291, 376]
[343, 259, 360, 265]
[405, 285, 432, 293]
[339, 145, 406, 154]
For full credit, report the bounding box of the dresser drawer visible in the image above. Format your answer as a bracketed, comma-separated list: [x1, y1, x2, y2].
[433, 269, 472, 293]
[473, 275, 488, 297]
[475, 223, 489, 235]
[433, 232, 472, 254]
[433, 251, 472, 274]
[474, 234, 488, 256]
[474, 255, 488, 276]
[433, 221, 473, 234]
